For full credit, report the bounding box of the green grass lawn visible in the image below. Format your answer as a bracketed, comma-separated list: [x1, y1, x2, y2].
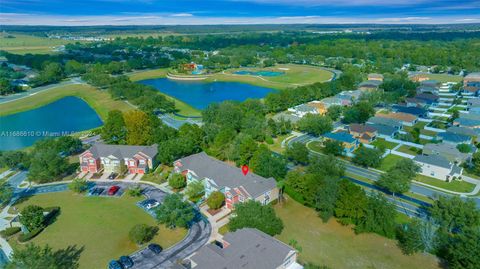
[0, 84, 132, 120]
[8, 191, 187, 269]
[420, 129, 438, 137]
[379, 154, 408, 172]
[128, 68, 169, 82]
[307, 140, 324, 153]
[274, 198, 441, 269]
[371, 138, 398, 150]
[424, 73, 463, 83]
[0, 33, 74, 54]
[396, 145, 421, 156]
[267, 134, 291, 153]
[415, 174, 476, 193]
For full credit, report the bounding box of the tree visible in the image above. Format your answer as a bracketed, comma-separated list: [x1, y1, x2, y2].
[323, 140, 344, 156]
[101, 110, 127, 144]
[356, 193, 397, 238]
[235, 135, 258, 166]
[352, 147, 383, 168]
[129, 224, 158, 245]
[6, 243, 83, 269]
[28, 149, 70, 183]
[0, 150, 28, 169]
[471, 152, 480, 176]
[249, 145, 287, 179]
[229, 201, 283, 236]
[377, 159, 420, 195]
[315, 177, 339, 222]
[334, 180, 368, 225]
[206, 191, 225, 210]
[429, 196, 480, 234]
[443, 228, 480, 269]
[456, 143, 471, 153]
[64, 60, 86, 75]
[285, 142, 309, 164]
[185, 180, 205, 202]
[297, 114, 333, 136]
[342, 102, 375, 124]
[396, 219, 426, 255]
[68, 179, 88, 193]
[124, 110, 153, 145]
[155, 194, 195, 228]
[308, 155, 345, 179]
[19, 205, 45, 231]
[0, 182, 13, 205]
[168, 173, 186, 190]
[326, 105, 343, 121]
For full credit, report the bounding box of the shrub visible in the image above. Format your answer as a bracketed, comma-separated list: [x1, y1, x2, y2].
[129, 224, 159, 245]
[168, 173, 186, 190]
[127, 186, 143, 197]
[0, 227, 21, 238]
[19, 205, 45, 231]
[18, 227, 43, 242]
[68, 178, 89, 193]
[206, 191, 225, 210]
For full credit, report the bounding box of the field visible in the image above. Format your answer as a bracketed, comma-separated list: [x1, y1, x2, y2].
[424, 73, 463, 83]
[0, 84, 133, 120]
[8, 192, 187, 269]
[0, 33, 72, 54]
[379, 154, 407, 171]
[396, 145, 421, 156]
[415, 174, 476, 193]
[274, 198, 441, 269]
[371, 138, 398, 150]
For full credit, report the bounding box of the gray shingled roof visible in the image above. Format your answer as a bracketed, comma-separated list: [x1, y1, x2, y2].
[190, 228, 294, 269]
[447, 126, 480, 137]
[367, 116, 402, 128]
[414, 154, 452, 169]
[366, 123, 398, 136]
[87, 143, 158, 159]
[177, 152, 277, 198]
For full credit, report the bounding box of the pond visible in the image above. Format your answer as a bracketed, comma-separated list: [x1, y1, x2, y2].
[139, 78, 276, 110]
[0, 96, 103, 150]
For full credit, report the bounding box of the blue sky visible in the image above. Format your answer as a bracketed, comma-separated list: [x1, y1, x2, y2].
[1, 0, 479, 25]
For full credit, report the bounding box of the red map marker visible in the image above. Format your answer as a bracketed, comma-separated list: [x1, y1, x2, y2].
[241, 165, 249, 176]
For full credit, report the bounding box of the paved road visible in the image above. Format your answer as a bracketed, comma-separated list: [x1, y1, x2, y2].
[0, 77, 83, 104]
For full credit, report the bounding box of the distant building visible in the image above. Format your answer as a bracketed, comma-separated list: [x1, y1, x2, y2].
[287, 104, 318, 118]
[348, 124, 378, 144]
[409, 73, 430, 82]
[376, 112, 418, 126]
[447, 126, 480, 142]
[423, 143, 473, 164]
[391, 105, 428, 118]
[452, 118, 480, 129]
[358, 80, 382, 92]
[413, 155, 463, 181]
[323, 131, 359, 154]
[406, 93, 439, 107]
[437, 132, 473, 145]
[183, 228, 302, 269]
[307, 101, 328, 115]
[366, 123, 399, 138]
[368, 73, 384, 82]
[367, 116, 403, 130]
[463, 72, 480, 96]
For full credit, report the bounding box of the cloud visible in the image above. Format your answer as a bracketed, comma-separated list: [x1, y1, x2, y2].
[229, 0, 432, 7]
[170, 13, 194, 17]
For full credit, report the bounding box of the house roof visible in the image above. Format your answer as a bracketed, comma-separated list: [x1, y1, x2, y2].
[336, 90, 362, 101]
[323, 131, 357, 143]
[447, 126, 480, 137]
[176, 152, 277, 198]
[367, 116, 402, 128]
[420, 80, 440, 87]
[467, 98, 480, 107]
[376, 112, 417, 123]
[366, 123, 398, 136]
[454, 118, 480, 127]
[465, 72, 480, 80]
[358, 80, 382, 88]
[307, 101, 327, 111]
[189, 228, 294, 269]
[423, 143, 471, 162]
[414, 154, 452, 169]
[415, 93, 439, 102]
[349, 123, 377, 134]
[368, 73, 384, 79]
[438, 132, 472, 143]
[392, 105, 427, 117]
[83, 143, 158, 159]
[292, 104, 317, 113]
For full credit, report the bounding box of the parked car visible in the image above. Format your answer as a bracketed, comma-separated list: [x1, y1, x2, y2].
[147, 243, 162, 254]
[119, 256, 134, 268]
[108, 186, 120, 196]
[108, 260, 123, 269]
[144, 199, 159, 210]
[90, 187, 105, 196]
[108, 173, 118, 180]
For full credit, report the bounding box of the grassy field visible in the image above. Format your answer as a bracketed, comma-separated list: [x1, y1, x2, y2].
[8, 192, 187, 269]
[424, 73, 463, 83]
[0, 84, 132, 120]
[396, 145, 421, 156]
[379, 154, 407, 172]
[0, 33, 73, 54]
[371, 138, 398, 150]
[415, 174, 476, 193]
[274, 198, 441, 269]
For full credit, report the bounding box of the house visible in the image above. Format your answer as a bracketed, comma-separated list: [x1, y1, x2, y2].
[452, 118, 480, 129]
[366, 123, 399, 138]
[307, 101, 327, 115]
[323, 132, 359, 154]
[367, 116, 403, 130]
[409, 73, 430, 82]
[467, 98, 480, 107]
[417, 86, 439, 95]
[392, 105, 428, 118]
[358, 80, 382, 91]
[376, 112, 418, 126]
[287, 104, 318, 118]
[423, 143, 472, 164]
[413, 155, 463, 181]
[463, 72, 480, 96]
[437, 132, 473, 145]
[173, 152, 278, 209]
[79, 144, 158, 174]
[348, 124, 378, 144]
[183, 228, 302, 269]
[320, 97, 343, 108]
[336, 90, 363, 103]
[407, 93, 439, 107]
[368, 73, 384, 82]
[421, 80, 440, 89]
[447, 126, 480, 142]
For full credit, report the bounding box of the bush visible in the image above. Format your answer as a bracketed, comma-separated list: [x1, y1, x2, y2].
[18, 227, 43, 242]
[168, 173, 186, 190]
[129, 224, 159, 245]
[19, 205, 45, 231]
[43, 207, 60, 226]
[127, 186, 143, 197]
[0, 227, 21, 238]
[68, 179, 88, 193]
[206, 191, 225, 210]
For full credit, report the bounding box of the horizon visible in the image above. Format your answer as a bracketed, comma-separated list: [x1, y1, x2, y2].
[1, 0, 479, 26]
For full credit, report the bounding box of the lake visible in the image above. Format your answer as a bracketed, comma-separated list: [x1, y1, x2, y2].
[0, 96, 103, 151]
[139, 78, 276, 110]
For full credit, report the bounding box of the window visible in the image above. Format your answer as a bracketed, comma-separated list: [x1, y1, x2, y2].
[129, 160, 135, 166]
[88, 159, 94, 164]
[139, 159, 145, 164]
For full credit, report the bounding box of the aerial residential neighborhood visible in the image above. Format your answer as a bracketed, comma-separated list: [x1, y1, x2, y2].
[0, 1, 479, 269]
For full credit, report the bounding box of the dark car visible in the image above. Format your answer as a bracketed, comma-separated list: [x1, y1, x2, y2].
[108, 260, 123, 269]
[147, 243, 162, 254]
[108, 185, 120, 196]
[90, 187, 105, 196]
[119, 256, 134, 268]
[108, 173, 118, 180]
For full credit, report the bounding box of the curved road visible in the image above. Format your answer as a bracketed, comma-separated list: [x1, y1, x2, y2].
[4, 172, 211, 269]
